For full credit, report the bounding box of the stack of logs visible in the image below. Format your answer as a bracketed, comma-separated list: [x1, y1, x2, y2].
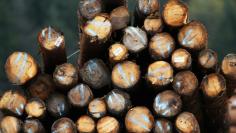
[1, 0, 236, 133]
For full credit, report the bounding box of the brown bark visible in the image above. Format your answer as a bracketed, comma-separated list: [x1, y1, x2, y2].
[23, 119, 45, 133]
[110, 6, 130, 31]
[38, 26, 67, 74]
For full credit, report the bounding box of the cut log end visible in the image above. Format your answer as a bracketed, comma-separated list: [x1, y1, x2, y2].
[172, 71, 198, 96]
[78, 0, 102, 20]
[201, 73, 226, 98]
[226, 95, 236, 125]
[171, 48, 192, 70]
[221, 54, 236, 80]
[154, 119, 173, 133]
[88, 98, 106, 119]
[68, 84, 93, 108]
[0, 90, 27, 116]
[97, 116, 120, 133]
[178, 21, 208, 51]
[53, 63, 78, 89]
[123, 26, 148, 53]
[76, 115, 95, 133]
[175, 112, 200, 133]
[110, 6, 130, 31]
[137, 0, 159, 15]
[112, 61, 141, 90]
[51, 117, 77, 133]
[198, 49, 218, 70]
[23, 119, 45, 133]
[146, 61, 174, 88]
[25, 98, 46, 118]
[125, 106, 154, 133]
[5, 52, 38, 85]
[163, 0, 188, 27]
[144, 16, 163, 35]
[149, 33, 175, 60]
[109, 43, 129, 64]
[83, 14, 112, 43]
[153, 90, 182, 117]
[0, 116, 22, 133]
[105, 89, 131, 115]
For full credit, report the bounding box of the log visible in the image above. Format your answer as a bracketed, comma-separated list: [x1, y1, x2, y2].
[122, 26, 148, 53]
[38, 26, 67, 73]
[51, 117, 77, 133]
[79, 58, 110, 89]
[108, 43, 129, 64]
[0, 90, 27, 116]
[76, 115, 95, 133]
[53, 63, 78, 90]
[171, 48, 192, 70]
[226, 95, 236, 127]
[5, 51, 38, 85]
[46, 93, 70, 117]
[27, 74, 55, 100]
[97, 116, 120, 133]
[175, 112, 200, 133]
[105, 89, 132, 116]
[23, 119, 45, 133]
[178, 21, 208, 51]
[25, 98, 46, 118]
[153, 119, 173, 133]
[68, 83, 93, 108]
[125, 106, 154, 133]
[153, 90, 182, 117]
[146, 61, 174, 88]
[111, 61, 141, 90]
[144, 15, 163, 35]
[0, 116, 22, 133]
[221, 54, 236, 96]
[110, 6, 130, 31]
[149, 32, 175, 60]
[163, 0, 188, 27]
[198, 49, 218, 73]
[88, 98, 107, 119]
[200, 73, 227, 132]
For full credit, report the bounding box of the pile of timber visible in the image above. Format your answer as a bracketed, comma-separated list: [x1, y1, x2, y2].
[1, 0, 236, 133]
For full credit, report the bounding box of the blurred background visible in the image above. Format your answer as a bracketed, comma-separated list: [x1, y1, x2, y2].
[0, 0, 235, 89]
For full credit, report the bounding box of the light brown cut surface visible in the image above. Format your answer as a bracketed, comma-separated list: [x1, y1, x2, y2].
[25, 98, 46, 118]
[78, 0, 102, 20]
[88, 98, 106, 119]
[198, 49, 218, 69]
[0, 116, 22, 133]
[138, 0, 159, 15]
[221, 54, 236, 80]
[76, 115, 95, 133]
[144, 17, 163, 34]
[51, 117, 77, 133]
[97, 116, 120, 133]
[171, 48, 192, 70]
[109, 43, 128, 64]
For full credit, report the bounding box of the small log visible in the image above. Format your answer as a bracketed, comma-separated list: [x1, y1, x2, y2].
[25, 98, 46, 118]
[146, 61, 174, 88]
[226, 95, 236, 127]
[108, 43, 129, 64]
[76, 115, 95, 133]
[175, 112, 200, 133]
[110, 6, 130, 31]
[171, 48, 192, 70]
[123, 26, 148, 53]
[125, 106, 154, 133]
[38, 26, 67, 73]
[153, 119, 173, 133]
[144, 15, 163, 35]
[51, 117, 77, 133]
[27, 74, 55, 100]
[221, 54, 236, 96]
[105, 89, 131, 116]
[46, 93, 70, 117]
[88, 98, 106, 119]
[111, 61, 141, 90]
[0, 116, 22, 133]
[68, 84, 93, 108]
[198, 48, 218, 73]
[5, 51, 38, 85]
[200, 73, 227, 132]
[23, 119, 45, 133]
[149, 32, 175, 60]
[163, 0, 188, 27]
[79, 59, 110, 89]
[0, 90, 27, 116]
[97, 116, 120, 133]
[178, 21, 208, 51]
[153, 90, 182, 117]
[53, 63, 78, 90]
